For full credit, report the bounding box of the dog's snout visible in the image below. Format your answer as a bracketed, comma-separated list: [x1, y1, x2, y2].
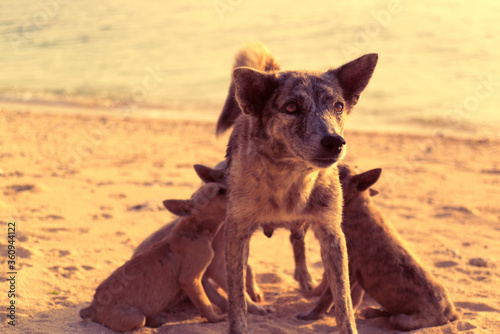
[320, 135, 346, 152]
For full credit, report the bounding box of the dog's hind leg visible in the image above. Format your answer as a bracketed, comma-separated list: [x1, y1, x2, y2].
[290, 225, 314, 293]
[313, 223, 357, 334]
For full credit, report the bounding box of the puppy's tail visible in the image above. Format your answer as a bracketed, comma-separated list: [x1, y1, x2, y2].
[216, 43, 280, 136]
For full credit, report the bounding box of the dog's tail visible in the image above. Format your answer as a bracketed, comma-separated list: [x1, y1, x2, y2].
[216, 43, 280, 136]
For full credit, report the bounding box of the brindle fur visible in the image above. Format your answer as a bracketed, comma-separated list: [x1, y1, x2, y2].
[222, 43, 377, 334]
[79, 182, 228, 332]
[297, 165, 460, 331]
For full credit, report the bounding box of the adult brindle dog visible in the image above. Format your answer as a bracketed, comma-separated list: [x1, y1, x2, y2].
[221, 43, 378, 334]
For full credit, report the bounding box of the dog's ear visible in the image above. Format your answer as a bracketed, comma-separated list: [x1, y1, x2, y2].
[194, 164, 225, 184]
[163, 199, 193, 216]
[329, 53, 378, 110]
[233, 67, 278, 116]
[352, 168, 382, 192]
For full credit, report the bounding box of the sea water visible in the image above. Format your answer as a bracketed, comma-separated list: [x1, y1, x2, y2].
[1, 0, 499, 138]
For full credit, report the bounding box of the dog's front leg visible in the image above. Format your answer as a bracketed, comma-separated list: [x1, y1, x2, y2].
[225, 216, 252, 334]
[313, 223, 357, 334]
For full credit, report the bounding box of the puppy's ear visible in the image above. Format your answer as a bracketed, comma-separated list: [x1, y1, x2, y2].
[233, 67, 278, 116]
[353, 168, 382, 192]
[194, 164, 225, 184]
[329, 53, 378, 110]
[163, 200, 193, 216]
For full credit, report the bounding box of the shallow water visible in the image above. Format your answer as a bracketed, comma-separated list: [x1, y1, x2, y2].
[1, 0, 499, 137]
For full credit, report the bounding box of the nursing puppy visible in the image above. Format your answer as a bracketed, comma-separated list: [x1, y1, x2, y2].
[222, 43, 377, 333]
[297, 165, 460, 331]
[79, 182, 228, 332]
[133, 165, 267, 315]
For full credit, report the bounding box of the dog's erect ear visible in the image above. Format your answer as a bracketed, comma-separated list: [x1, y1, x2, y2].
[369, 188, 379, 197]
[329, 53, 378, 109]
[233, 67, 278, 116]
[163, 199, 193, 216]
[194, 164, 225, 184]
[352, 168, 382, 192]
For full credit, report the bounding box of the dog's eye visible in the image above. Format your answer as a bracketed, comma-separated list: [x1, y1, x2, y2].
[333, 102, 344, 114]
[217, 188, 227, 196]
[284, 103, 298, 113]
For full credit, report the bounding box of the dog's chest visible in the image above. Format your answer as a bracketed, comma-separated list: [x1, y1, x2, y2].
[230, 164, 337, 223]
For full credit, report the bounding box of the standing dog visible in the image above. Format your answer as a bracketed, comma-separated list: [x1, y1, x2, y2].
[297, 165, 460, 331]
[222, 43, 377, 334]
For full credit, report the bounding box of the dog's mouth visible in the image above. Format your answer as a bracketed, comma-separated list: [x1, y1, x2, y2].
[310, 157, 339, 168]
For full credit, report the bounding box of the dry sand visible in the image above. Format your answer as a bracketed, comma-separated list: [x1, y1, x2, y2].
[1, 105, 499, 333]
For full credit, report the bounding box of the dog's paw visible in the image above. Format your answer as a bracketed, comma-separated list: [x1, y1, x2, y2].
[296, 311, 322, 321]
[294, 269, 313, 293]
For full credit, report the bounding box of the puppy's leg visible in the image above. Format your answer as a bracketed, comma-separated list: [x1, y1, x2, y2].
[225, 217, 253, 334]
[313, 223, 357, 334]
[306, 272, 328, 298]
[205, 255, 269, 315]
[360, 307, 391, 319]
[290, 226, 314, 293]
[246, 264, 264, 303]
[296, 283, 333, 321]
[101, 305, 146, 332]
[181, 276, 224, 323]
[179, 244, 224, 323]
[202, 275, 228, 313]
[350, 282, 365, 312]
[389, 312, 430, 331]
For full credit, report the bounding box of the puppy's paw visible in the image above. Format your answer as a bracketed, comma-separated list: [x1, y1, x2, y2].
[360, 307, 391, 319]
[248, 286, 264, 303]
[248, 303, 275, 315]
[206, 313, 227, 323]
[296, 311, 322, 321]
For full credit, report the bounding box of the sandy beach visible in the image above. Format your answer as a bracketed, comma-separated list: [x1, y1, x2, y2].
[1, 103, 499, 333]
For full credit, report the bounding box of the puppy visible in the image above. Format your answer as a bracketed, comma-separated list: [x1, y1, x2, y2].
[297, 165, 460, 331]
[79, 182, 227, 332]
[133, 165, 268, 315]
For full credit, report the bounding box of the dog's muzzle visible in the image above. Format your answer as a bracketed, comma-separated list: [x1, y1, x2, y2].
[311, 135, 346, 167]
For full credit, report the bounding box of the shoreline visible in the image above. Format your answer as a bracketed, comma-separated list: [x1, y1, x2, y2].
[2, 98, 498, 141]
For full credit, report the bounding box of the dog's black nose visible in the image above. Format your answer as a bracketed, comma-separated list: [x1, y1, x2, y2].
[320, 135, 346, 152]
